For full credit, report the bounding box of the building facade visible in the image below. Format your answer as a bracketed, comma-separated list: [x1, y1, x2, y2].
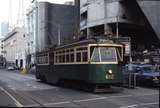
[1, 22, 9, 37]
[64, 1, 75, 5]
[36, 1, 79, 53]
[26, 1, 38, 66]
[80, 0, 160, 53]
[2, 27, 27, 68]
[0, 38, 3, 56]
[26, 1, 80, 67]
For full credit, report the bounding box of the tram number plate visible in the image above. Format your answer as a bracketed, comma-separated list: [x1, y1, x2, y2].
[106, 74, 114, 80]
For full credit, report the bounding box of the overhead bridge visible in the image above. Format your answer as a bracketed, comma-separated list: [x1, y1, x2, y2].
[136, 0, 160, 40]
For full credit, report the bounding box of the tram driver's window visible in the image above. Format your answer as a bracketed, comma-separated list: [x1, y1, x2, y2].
[91, 47, 100, 62]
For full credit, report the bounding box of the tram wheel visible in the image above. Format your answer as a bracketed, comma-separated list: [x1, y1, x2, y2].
[40, 75, 47, 83]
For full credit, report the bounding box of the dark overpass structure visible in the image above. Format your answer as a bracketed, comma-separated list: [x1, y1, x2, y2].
[137, 0, 160, 41]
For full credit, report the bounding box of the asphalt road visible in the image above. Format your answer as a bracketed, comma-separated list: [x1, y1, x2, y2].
[0, 69, 159, 107]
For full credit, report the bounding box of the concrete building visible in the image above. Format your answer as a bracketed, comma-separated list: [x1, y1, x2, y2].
[36, 1, 79, 53]
[1, 22, 9, 37]
[80, 0, 160, 49]
[26, 1, 38, 66]
[0, 37, 3, 56]
[26, 0, 79, 66]
[2, 27, 27, 68]
[64, 1, 75, 5]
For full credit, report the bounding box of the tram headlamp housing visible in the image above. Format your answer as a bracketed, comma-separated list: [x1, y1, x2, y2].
[108, 69, 113, 74]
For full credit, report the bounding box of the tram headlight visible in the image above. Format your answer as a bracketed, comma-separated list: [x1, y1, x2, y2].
[108, 69, 113, 74]
[106, 69, 114, 80]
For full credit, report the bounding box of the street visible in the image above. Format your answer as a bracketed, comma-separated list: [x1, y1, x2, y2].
[0, 69, 159, 108]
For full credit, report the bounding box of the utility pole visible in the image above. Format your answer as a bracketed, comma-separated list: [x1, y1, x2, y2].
[58, 24, 61, 46]
[116, 16, 119, 38]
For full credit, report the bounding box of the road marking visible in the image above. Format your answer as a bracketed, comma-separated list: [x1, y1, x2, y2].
[0, 87, 23, 107]
[73, 97, 107, 102]
[120, 104, 138, 108]
[71, 93, 158, 103]
[119, 102, 159, 108]
[138, 93, 159, 96]
[24, 76, 36, 80]
[140, 102, 159, 106]
[108, 95, 133, 98]
[24, 104, 39, 107]
[44, 101, 71, 105]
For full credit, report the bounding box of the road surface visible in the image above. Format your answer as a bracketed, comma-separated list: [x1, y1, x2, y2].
[0, 69, 159, 107]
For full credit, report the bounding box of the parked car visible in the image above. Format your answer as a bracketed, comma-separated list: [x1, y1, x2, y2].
[124, 64, 159, 87]
[13, 66, 20, 70]
[7, 66, 15, 71]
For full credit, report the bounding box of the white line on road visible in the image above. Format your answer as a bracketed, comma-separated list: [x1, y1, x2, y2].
[0, 87, 23, 107]
[108, 95, 133, 98]
[140, 102, 159, 106]
[24, 104, 39, 107]
[73, 97, 107, 102]
[44, 101, 71, 106]
[23, 76, 36, 80]
[119, 104, 138, 108]
[72, 93, 157, 103]
[138, 93, 159, 96]
[119, 102, 159, 108]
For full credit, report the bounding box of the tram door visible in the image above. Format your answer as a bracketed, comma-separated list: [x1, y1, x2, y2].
[49, 52, 54, 65]
[48, 52, 55, 82]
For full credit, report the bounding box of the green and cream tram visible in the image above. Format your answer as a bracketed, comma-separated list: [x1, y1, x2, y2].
[36, 39, 124, 91]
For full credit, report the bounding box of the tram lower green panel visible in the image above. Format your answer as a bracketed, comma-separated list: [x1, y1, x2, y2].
[52, 64, 123, 84]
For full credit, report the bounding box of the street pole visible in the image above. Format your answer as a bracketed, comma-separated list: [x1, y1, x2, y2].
[129, 37, 132, 63]
[116, 16, 119, 38]
[58, 24, 61, 46]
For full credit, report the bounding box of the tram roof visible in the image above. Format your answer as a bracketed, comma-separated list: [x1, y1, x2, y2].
[55, 39, 123, 50]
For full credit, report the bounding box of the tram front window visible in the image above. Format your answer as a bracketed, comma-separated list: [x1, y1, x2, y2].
[91, 47, 100, 62]
[91, 47, 117, 63]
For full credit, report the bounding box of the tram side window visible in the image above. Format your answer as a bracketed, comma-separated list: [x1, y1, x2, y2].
[82, 52, 88, 62]
[56, 56, 58, 63]
[55, 47, 88, 63]
[62, 55, 65, 63]
[70, 53, 74, 62]
[66, 54, 69, 62]
[37, 54, 48, 64]
[76, 53, 81, 62]
[59, 55, 62, 63]
[49, 52, 54, 64]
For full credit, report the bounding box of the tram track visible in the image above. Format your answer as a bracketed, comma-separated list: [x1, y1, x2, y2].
[0, 86, 23, 107]
[0, 81, 46, 107]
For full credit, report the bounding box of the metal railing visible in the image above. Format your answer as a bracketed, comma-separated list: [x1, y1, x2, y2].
[123, 71, 137, 89]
